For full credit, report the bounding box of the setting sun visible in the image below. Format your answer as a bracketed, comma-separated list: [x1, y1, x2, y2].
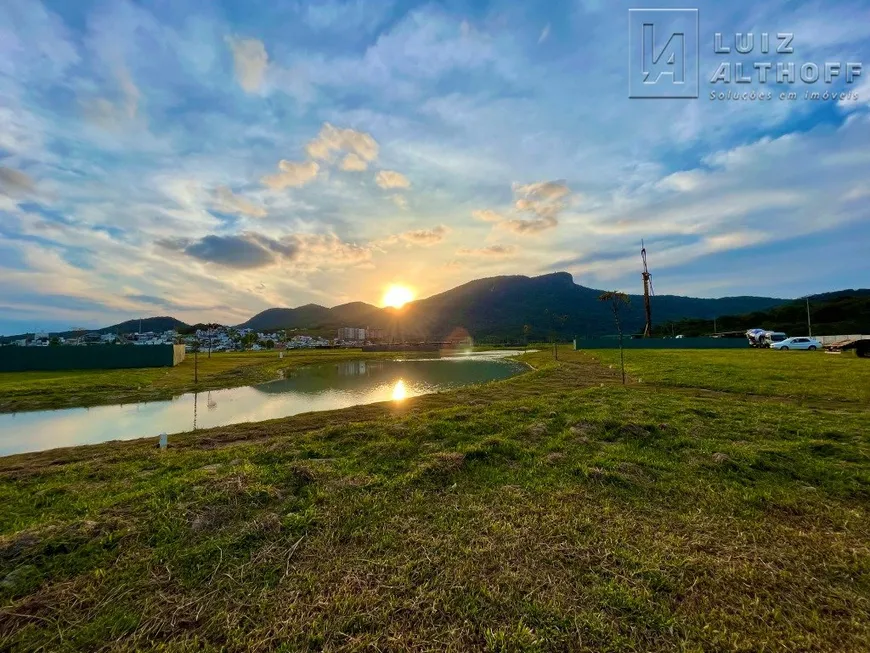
[382, 284, 415, 308]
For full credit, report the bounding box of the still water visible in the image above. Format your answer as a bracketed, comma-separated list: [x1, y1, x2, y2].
[0, 352, 529, 457]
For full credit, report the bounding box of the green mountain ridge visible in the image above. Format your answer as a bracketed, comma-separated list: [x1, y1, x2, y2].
[4, 274, 866, 344]
[237, 272, 790, 340]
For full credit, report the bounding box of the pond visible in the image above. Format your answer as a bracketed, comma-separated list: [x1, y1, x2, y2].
[0, 351, 529, 457]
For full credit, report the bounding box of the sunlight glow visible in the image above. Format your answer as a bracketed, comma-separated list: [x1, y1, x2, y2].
[391, 379, 407, 401]
[382, 284, 415, 308]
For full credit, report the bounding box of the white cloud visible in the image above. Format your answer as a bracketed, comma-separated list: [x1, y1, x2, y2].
[538, 24, 551, 44]
[840, 77, 870, 110]
[306, 122, 379, 163]
[375, 170, 411, 189]
[472, 209, 504, 222]
[554, 114, 870, 284]
[381, 224, 449, 247]
[501, 215, 558, 234]
[227, 36, 269, 93]
[340, 153, 369, 171]
[390, 194, 408, 210]
[261, 160, 320, 190]
[213, 186, 267, 218]
[473, 180, 571, 235]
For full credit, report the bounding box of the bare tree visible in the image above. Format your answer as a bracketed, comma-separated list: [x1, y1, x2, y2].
[599, 291, 630, 385]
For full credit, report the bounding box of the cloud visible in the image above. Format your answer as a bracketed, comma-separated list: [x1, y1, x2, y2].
[157, 233, 296, 269]
[80, 65, 142, 129]
[227, 37, 269, 93]
[306, 123, 379, 164]
[473, 180, 571, 235]
[501, 215, 559, 234]
[0, 167, 36, 196]
[390, 194, 408, 210]
[156, 231, 372, 271]
[472, 209, 504, 222]
[292, 233, 372, 265]
[213, 186, 267, 218]
[340, 153, 369, 171]
[456, 244, 517, 257]
[507, 180, 571, 233]
[376, 170, 411, 189]
[261, 160, 320, 190]
[382, 224, 449, 247]
[538, 24, 551, 44]
[513, 180, 571, 203]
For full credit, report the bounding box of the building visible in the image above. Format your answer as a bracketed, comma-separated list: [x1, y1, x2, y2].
[338, 327, 367, 342]
[366, 328, 385, 342]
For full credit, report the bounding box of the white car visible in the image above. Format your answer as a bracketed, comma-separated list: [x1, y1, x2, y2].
[771, 337, 822, 351]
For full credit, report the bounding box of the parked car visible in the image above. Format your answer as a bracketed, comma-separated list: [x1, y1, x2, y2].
[771, 337, 822, 351]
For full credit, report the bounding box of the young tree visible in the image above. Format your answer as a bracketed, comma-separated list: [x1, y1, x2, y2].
[598, 291, 630, 385]
[545, 310, 568, 360]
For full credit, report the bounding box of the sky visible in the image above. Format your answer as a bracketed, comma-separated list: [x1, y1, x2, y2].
[1, 0, 869, 334]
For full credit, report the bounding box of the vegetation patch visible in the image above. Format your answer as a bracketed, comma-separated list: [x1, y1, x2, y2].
[1, 348, 869, 650]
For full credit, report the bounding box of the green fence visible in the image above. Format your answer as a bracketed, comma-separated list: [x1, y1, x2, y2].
[574, 338, 749, 350]
[0, 345, 186, 372]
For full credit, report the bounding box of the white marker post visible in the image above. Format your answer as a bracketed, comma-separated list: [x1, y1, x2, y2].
[159, 433, 168, 450]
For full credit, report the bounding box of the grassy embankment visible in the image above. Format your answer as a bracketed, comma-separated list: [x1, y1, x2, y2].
[0, 349, 449, 414]
[1, 347, 869, 651]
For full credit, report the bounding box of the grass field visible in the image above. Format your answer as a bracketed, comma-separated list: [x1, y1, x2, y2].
[1, 348, 869, 651]
[589, 347, 870, 404]
[0, 349, 439, 414]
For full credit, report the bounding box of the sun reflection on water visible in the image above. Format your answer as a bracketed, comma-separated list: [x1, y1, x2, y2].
[391, 379, 407, 401]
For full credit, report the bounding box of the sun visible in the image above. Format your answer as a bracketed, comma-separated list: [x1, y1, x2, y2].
[382, 284, 415, 309]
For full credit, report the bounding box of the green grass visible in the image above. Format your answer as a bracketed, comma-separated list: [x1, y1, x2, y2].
[589, 347, 870, 404]
[1, 348, 868, 651]
[0, 349, 454, 414]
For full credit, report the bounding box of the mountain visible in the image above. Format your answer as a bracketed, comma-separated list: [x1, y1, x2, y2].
[234, 272, 788, 341]
[237, 302, 384, 332]
[94, 316, 190, 335]
[388, 272, 787, 341]
[654, 289, 870, 338]
[5, 273, 839, 345]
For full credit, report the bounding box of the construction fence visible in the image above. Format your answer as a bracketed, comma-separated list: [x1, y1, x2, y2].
[0, 345, 186, 372]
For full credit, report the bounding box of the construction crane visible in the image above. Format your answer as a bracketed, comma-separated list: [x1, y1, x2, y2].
[641, 240, 654, 338]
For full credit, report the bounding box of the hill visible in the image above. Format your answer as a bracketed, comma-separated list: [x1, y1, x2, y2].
[391, 272, 786, 341]
[0, 316, 190, 344]
[654, 290, 870, 337]
[236, 302, 385, 333]
[236, 272, 787, 342]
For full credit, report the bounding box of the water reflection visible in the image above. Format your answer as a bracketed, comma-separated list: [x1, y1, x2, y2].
[0, 354, 528, 457]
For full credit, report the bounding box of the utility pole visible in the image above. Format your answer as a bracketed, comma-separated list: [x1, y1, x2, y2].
[806, 297, 812, 337]
[194, 341, 199, 383]
[640, 241, 653, 338]
[713, 317, 717, 335]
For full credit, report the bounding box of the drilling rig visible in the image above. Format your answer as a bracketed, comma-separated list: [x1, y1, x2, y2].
[641, 240, 654, 338]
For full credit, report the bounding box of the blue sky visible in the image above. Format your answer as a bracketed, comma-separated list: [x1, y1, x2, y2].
[1, 0, 869, 334]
